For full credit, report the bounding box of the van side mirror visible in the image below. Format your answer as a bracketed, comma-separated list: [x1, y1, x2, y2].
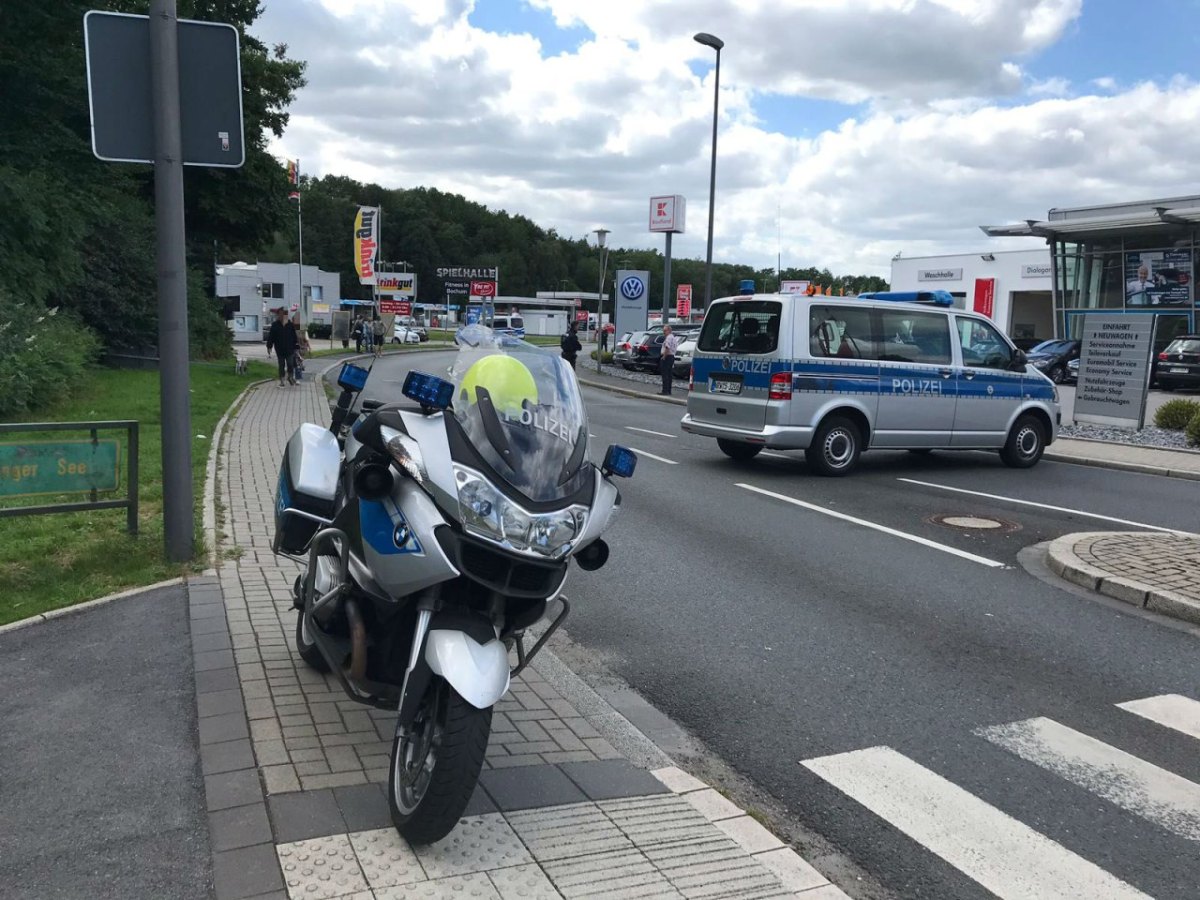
[1010, 349, 1027, 370]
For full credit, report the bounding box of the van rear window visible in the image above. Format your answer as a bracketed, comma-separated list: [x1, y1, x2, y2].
[699, 301, 781, 354]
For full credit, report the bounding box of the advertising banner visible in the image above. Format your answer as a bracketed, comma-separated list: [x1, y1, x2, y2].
[376, 272, 416, 296]
[649, 195, 687, 233]
[354, 206, 379, 285]
[436, 265, 498, 297]
[1074, 314, 1155, 430]
[470, 280, 497, 298]
[676, 284, 692, 318]
[614, 270, 650, 339]
[1125, 249, 1191, 306]
[973, 278, 995, 318]
[380, 299, 412, 316]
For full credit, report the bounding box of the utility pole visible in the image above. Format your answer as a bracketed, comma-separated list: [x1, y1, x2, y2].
[149, 0, 193, 562]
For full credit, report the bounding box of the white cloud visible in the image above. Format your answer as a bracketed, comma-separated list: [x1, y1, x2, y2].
[258, 0, 1200, 279]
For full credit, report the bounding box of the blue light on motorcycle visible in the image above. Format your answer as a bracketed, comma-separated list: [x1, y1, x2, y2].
[402, 371, 454, 410]
[602, 444, 637, 478]
[337, 362, 370, 392]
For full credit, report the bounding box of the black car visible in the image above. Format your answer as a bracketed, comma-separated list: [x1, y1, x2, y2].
[1026, 339, 1080, 384]
[1012, 337, 1046, 352]
[1157, 335, 1200, 391]
[629, 332, 666, 371]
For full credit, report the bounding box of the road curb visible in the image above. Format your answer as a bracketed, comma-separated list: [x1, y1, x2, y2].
[577, 377, 688, 406]
[1045, 532, 1200, 625]
[0, 576, 187, 636]
[1042, 449, 1200, 481]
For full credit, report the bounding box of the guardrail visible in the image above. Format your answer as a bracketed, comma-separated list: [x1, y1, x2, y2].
[0, 420, 139, 534]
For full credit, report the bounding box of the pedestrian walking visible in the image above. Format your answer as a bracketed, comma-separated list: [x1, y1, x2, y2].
[599, 326, 609, 353]
[659, 324, 679, 395]
[266, 307, 299, 386]
[353, 316, 365, 353]
[560, 322, 582, 370]
[291, 314, 310, 381]
[372, 317, 385, 357]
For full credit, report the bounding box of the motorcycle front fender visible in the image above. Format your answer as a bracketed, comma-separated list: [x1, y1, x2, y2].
[424, 630, 511, 709]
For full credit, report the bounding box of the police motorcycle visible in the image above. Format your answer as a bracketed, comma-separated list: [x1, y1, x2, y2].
[272, 327, 636, 843]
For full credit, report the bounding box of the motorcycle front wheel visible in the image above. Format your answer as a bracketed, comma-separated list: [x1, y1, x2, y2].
[388, 677, 492, 844]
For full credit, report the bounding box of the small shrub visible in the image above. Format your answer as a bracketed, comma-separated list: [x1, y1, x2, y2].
[0, 290, 101, 418]
[1154, 398, 1200, 430]
[1186, 412, 1200, 448]
[590, 350, 614, 363]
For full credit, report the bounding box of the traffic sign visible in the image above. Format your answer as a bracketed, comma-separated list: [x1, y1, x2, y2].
[84, 11, 244, 166]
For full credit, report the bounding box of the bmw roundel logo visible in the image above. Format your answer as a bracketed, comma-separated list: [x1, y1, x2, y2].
[393, 523, 411, 548]
[620, 276, 646, 300]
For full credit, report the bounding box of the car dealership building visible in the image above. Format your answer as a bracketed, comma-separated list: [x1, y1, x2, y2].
[891, 194, 1200, 348]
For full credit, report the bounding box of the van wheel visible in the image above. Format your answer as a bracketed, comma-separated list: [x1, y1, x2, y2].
[806, 416, 862, 477]
[1000, 415, 1045, 468]
[717, 439, 762, 461]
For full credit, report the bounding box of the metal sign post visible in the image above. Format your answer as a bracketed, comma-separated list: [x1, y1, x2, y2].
[85, 4, 244, 562]
[649, 195, 686, 328]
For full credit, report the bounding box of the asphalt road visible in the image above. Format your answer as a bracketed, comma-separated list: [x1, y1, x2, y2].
[0, 584, 210, 899]
[363, 351, 1200, 899]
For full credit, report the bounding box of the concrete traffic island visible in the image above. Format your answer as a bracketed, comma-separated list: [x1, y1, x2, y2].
[1046, 532, 1200, 624]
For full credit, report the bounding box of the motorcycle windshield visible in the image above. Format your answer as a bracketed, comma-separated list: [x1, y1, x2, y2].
[448, 327, 591, 503]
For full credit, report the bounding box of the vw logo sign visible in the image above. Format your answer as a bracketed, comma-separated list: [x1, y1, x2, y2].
[620, 276, 645, 301]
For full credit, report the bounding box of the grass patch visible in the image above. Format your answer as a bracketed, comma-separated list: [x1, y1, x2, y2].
[0, 360, 274, 625]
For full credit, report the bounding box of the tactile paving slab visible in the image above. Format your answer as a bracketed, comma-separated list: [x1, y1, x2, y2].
[486, 863, 563, 899]
[598, 795, 716, 849]
[374, 872, 500, 899]
[276, 832, 370, 899]
[415, 813, 533, 880]
[349, 827, 425, 888]
[505, 802, 633, 862]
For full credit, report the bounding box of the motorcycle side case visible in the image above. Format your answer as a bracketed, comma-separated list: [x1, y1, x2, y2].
[275, 423, 339, 553]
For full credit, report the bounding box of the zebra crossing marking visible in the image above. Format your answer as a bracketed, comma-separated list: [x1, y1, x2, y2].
[801, 745, 1149, 899]
[1117, 693, 1200, 741]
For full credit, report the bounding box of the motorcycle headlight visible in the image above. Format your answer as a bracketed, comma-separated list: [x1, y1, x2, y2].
[453, 465, 587, 557]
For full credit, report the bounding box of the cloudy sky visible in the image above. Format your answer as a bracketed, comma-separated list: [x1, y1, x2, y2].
[259, 0, 1200, 277]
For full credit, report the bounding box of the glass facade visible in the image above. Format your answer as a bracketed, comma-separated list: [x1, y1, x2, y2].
[1051, 228, 1196, 345]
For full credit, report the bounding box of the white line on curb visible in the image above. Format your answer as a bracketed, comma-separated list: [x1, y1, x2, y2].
[629, 447, 679, 465]
[625, 426, 676, 439]
[897, 478, 1191, 535]
[738, 483, 1006, 568]
[0, 577, 187, 636]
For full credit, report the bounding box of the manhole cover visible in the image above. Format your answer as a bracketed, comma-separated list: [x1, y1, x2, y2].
[927, 513, 1021, 533]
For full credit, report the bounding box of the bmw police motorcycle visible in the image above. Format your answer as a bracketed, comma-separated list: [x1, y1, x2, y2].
[272, 328, 635, 843]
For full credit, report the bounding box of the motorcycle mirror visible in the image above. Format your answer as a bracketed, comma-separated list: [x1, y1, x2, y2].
[354, 462, 394, 501]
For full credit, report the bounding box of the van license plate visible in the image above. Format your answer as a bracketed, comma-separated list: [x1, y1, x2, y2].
[1169, 366, 1188, 373]
[711, 379, 741, 395]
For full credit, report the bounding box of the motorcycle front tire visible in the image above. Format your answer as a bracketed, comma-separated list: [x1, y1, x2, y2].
[388, 679, 492, 844]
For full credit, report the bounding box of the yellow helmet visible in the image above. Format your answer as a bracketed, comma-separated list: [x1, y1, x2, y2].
[458, 354, 538, 416]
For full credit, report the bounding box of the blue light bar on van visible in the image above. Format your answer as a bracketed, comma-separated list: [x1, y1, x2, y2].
[738, 279, 756, 295]
[857, 291, 955, 306]
[402, 371, 454, 410]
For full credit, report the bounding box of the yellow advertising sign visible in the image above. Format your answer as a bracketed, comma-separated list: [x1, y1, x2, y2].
[354, 206, 379, 285]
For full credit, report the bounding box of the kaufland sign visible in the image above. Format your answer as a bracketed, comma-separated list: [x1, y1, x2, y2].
[649, 195, 686, 233]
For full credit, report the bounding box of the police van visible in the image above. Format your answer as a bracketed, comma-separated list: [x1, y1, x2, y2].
[681, 288, 1060, 476]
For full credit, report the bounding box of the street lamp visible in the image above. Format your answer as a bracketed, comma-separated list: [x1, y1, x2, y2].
[694, 31, 723, 309]
[593, 228, 610, 374]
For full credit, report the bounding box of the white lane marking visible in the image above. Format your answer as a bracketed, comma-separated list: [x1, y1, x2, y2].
[738, 484, 1005, 568]
[760, 451, 790, 459]
[1117, 694, 1200, 741]
[629, 447, 678, 465]
[625, 426, 676, 439]
[977, 716, 1200, 842]
[897, 478, 1190, 535]
[802, 746, 1148, 900]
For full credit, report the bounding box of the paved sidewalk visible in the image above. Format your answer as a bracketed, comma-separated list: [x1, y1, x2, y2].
[1047, 531, 1200, 625]
[202, 367, 845, 898]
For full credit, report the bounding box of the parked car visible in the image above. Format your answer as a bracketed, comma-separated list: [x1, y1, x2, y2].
[1012, 337, 1045, 352]
[630, 332, 667, 371]
[1156, 334, 1200, 391]
[1065, 357, 1079, 384]
[613, 331, 643, 368]
[1025, 339, 1081, 384]
[673, 333, 699, 377]
[392, 324, 422, 344]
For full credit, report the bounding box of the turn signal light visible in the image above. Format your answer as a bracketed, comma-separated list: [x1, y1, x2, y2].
[1159, 352, 1169, 360]
[768, 371, 792, 401]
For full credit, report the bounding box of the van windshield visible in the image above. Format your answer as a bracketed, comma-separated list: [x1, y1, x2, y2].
[698, 301, 781, 354]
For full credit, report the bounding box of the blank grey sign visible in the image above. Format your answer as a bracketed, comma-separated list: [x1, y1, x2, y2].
[84, 11, 244, 167]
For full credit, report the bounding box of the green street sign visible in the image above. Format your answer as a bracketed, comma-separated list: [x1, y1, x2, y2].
[0, 439, 121, 499]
